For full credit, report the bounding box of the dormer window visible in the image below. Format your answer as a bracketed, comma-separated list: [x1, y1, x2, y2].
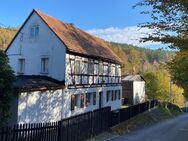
[30, 25, 39, 38]
[41, 58, 49, 74]
[18, 59, 25, 74]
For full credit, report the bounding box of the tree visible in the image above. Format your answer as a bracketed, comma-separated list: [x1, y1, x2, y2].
[0, 50, 15, 126]
[167, 51, 188, 99]
[144, 70, 185, 107]
[128, 49, 141, 74]
[144, 71, 169, 102]
[135, 0, 188, 99]
[135, 0, 188, 50]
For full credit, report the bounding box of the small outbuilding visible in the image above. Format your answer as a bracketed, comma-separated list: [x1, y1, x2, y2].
[122, 75, 146, 105]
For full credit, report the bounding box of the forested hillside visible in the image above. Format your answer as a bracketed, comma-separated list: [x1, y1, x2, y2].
[0, 28, 17, 50]
[0, 27, 173, 75]
[109, 42, 173, 75]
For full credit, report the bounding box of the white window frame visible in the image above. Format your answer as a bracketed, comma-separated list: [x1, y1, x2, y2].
[18, 58, 25, 74]
[75, 95, 80, 108]
[99, 63, 103, 75]
[88, 60, 94, 74]
[115, 65, 119, 76]
[75, 60, 81, 74]
[29, 25, 39, 39]
[41, 57, 49, 74]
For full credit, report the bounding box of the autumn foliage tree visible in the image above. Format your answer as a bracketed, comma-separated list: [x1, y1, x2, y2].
[167, 51, 188, 99]
[144, 70, 185, 107]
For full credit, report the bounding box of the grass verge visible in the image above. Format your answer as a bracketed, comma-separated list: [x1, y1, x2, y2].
[111, 106, 182, 135]
[92, 106, 183, 141]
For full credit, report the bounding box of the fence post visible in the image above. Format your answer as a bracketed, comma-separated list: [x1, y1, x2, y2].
[58, 121, 62, 141]
[149, 100, 151, 111]
[1, 127, 4, 141]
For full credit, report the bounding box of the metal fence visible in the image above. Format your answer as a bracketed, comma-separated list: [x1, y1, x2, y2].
[0, 100, 158, 141]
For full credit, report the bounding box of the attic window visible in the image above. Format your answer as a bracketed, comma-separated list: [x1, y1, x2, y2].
[30, 25, 39, 38]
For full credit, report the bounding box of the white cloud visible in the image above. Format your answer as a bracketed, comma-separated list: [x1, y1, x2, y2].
[86, 26, 161, 47]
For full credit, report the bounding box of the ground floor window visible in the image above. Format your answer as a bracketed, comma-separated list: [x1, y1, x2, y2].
[93, 92, 96, 105]
[118, 90, 121, 99]
[75, 95, 80, 108]
[114, 91, 117, 100]
[106, 91, 111, 102]
[71, 92, 98, 110]
[111, 90, 115, 101]
[86, 93, 91, 107]
[106, 89, 121, 102]
[80, 94, 85, 108]
[71, 95, 75, 111]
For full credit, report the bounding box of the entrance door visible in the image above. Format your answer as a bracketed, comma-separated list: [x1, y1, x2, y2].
[99, 91, 103, 108]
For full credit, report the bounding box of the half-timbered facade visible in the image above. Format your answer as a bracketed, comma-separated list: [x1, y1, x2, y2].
[6, 9, 122, 124]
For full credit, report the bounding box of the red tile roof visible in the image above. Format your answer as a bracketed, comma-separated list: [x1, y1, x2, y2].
[34, 9, 122, 64]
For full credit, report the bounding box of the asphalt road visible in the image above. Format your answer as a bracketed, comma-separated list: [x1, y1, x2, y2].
[109, 113, 188, 141]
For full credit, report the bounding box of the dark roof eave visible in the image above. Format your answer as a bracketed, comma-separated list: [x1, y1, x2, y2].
[15, 85, 65, 93]
[13, 75, 66, 93]
[68, 49, 122, 65]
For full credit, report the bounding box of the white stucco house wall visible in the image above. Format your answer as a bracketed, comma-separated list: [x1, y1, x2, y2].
[6, 9, 123, 125]
[122, 75, 145, 105]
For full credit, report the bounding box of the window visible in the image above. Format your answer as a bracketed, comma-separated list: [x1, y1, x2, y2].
[115, 90, 120, 101]
[108, 64, 111, 75]
[93, 92, 96, 105]
[80, 94, 85, 108]
[111, 90, 115, 101]
[30, 25, 39, 38]
[112, 66, 115, 76]
[106, 91, 111, 102]
[71, 95, 75, 111]
[75, 95, 80, 108]
[18, 59, 25, 74]
[104, 64, 108, 75]
[114, 90, 117, 100]
[75, 60, 81, 74]
[94, 63, 99, 75]
[88, 60, 94, 74]
[118, 90, 121, 100]
[82, 61, 87, 74]
[86, 93, 91, 107]
[41, 58, 49, 73]
[115, 66, 119, 76]
[99, 63, 103, 75]
[70, 59, 75, 74]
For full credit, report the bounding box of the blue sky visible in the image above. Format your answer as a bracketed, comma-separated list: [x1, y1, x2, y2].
[0, 0, 163, 49]
[0, 0, 149, 29]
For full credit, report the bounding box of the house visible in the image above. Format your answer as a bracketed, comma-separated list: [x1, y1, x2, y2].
[122, 75, 145, 105]
[6, 9, 122, 125]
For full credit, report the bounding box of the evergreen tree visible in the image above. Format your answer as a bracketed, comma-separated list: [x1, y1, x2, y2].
[0, 50, 15, 126]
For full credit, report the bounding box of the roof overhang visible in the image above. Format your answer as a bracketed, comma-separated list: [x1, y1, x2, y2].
[13, 75, 65, 93]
